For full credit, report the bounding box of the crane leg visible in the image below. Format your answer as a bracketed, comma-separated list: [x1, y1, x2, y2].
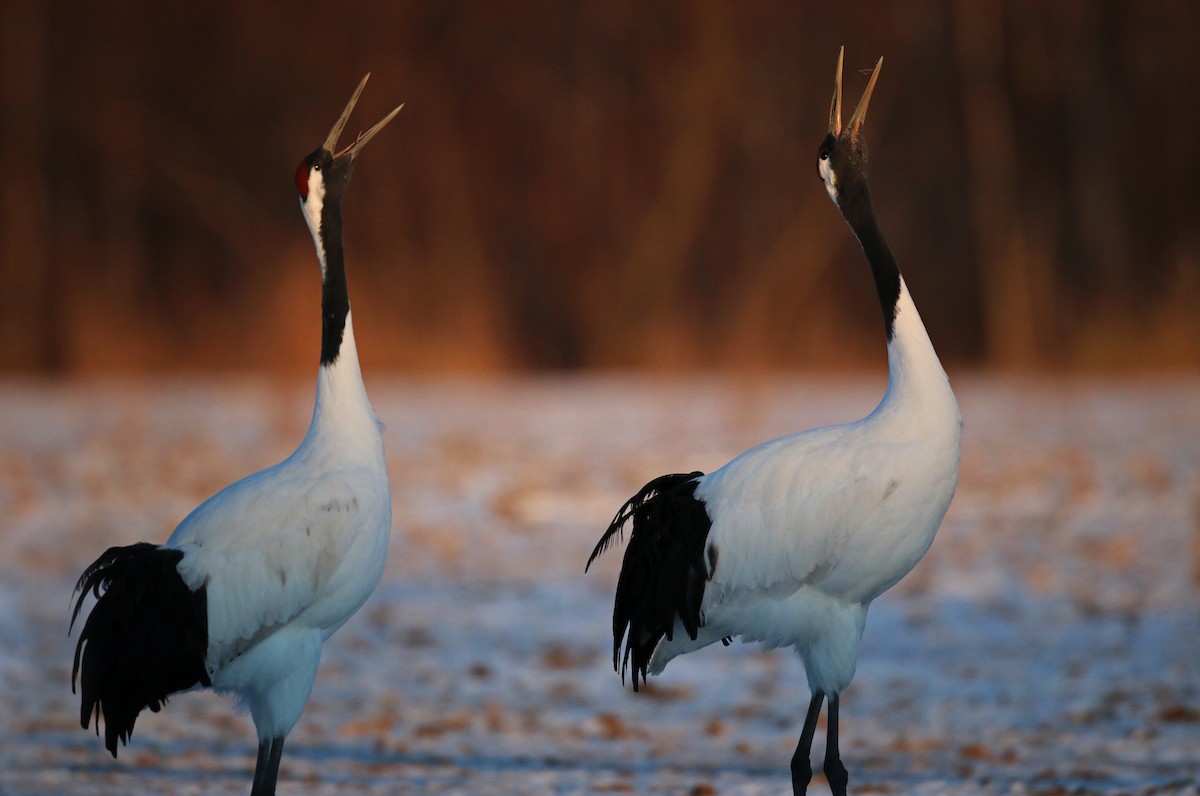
[250, 736, 285, 796]
[251, 740, 269, 794]
[823, 694, 848, 796]
[790, 691, 825, 795]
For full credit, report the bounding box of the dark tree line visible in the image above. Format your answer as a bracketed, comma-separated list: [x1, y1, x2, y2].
[2, 0, 1197, 372]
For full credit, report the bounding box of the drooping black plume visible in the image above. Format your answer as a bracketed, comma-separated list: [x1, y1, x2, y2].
[586, 472, 713, 690]
[71, 543, 210, 757]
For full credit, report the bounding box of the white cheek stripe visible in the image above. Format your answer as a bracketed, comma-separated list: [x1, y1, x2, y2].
[303, 170, 327, 277]
[819, 159, 838, 206]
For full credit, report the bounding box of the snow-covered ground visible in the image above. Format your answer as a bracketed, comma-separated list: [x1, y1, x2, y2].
[1, 374, 1197, 795]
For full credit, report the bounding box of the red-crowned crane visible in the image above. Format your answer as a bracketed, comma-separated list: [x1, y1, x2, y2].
[587, 49, 961, 796]
[71, 75, 401, 796]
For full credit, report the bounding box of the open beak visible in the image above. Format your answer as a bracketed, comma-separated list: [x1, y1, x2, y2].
[828, 46, 844, 136]
[829, 48, 883, 139]
[323, 74, 404, 159]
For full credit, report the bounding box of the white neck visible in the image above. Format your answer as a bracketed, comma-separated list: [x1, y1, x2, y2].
[298, 310, 384, 463]
[870, 278, 960, 434]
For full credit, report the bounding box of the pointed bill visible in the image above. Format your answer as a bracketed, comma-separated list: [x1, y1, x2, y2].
[341, 103, 404, 159]
[829, 46, 844, 136]
[846, 56, 883, 137]
[323, 74, 371, 154]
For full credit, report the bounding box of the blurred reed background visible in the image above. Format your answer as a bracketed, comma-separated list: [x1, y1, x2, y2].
[1, 0, 1197, 374]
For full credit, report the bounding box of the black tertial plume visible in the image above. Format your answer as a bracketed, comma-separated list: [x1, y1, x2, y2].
[71, 543, 210, 756]
[586, 471, 713, 690]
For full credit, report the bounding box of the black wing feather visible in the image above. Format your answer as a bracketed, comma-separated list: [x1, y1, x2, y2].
[586, 472, 713, 690]
[70, 543, 210, 757]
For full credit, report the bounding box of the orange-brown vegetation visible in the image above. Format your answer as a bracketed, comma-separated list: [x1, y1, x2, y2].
[1, 2, 1198, 373]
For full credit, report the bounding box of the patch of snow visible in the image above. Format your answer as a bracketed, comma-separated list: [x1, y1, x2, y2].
[1, 374, 1198, 794]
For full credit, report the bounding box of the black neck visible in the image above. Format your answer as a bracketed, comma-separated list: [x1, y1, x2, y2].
[319, 199, 350, 366]
[839, 184, 900, 341]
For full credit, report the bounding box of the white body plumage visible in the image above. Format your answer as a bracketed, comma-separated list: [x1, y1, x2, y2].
[167, 319, 390, 738]
[651, 280, 960, 694]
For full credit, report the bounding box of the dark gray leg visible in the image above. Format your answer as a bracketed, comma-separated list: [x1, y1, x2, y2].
[250, 736, 285, 796]
[823, 694, 848, 796]
[250, 739, 270, 795]
[790, 691, 825, 795]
